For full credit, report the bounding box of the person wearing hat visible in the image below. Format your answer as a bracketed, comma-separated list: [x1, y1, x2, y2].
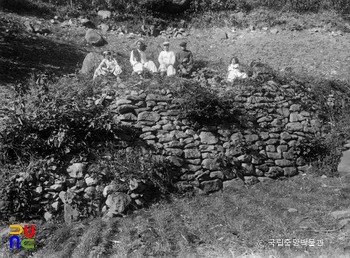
[176, 42, 193, 76]
[130, 40, 158, 78]
[158, 41, 176, 77]
[93, 50, 122, 80]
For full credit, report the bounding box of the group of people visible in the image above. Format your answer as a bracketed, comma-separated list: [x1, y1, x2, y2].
[93, 40, 248, 82]
[93, 40, 194, 80]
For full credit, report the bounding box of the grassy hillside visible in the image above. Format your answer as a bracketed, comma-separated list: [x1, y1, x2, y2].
[1, 1, 350, 257]
[2, 175, 350, 257]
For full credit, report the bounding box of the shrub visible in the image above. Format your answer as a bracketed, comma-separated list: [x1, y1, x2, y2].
[0, 75, 140, 164]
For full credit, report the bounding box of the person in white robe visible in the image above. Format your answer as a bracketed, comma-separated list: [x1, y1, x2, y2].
[227, 56, 247, 82]
[130, 40, 157, 78]
[93, 51, 122, 80]
[158, 41, 176, 77]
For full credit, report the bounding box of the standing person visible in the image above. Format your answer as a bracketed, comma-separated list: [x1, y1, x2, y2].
[93, 51, 122, 80]
[130, 40, 158, 79]
[158, 41, 176, 77]
[176, 42, 193, 76]
[227, 56, 248, 82]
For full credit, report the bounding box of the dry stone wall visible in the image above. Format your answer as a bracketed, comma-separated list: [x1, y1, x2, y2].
[5, 79, 325, 222]
[108, 80, 322, 195]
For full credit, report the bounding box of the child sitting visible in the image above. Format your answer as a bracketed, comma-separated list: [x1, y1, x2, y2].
[93, 51, 122, 80]
[227, 56, 247, 82]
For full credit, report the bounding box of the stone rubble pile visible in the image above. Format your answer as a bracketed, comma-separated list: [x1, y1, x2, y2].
[160, 27, 188, 39]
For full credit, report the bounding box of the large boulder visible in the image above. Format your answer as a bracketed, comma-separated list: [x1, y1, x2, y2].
[67, 163, 86, 178]
[64, 203, 80, 224]
[85, 29, 106, 46]
[105, 192, 131, 217]
[24, 21, 34, 32]
[80, 52, 103, 74]
[338, 149, 350, 177]
[97, 10, 112, 20]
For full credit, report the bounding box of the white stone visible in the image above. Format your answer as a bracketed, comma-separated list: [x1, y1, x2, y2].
[338, 150, 350, 177]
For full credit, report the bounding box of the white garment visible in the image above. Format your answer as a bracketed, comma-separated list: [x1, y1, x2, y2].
[93, 58, 122, 80]
[227, 64, 247, 82]
[158, 50, 176, 76]
[130, 50, 157, 74]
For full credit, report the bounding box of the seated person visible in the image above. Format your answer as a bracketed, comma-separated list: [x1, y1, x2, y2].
[227, 56, 248, 82]
[130, 40, 158, 78]
[93, 51, 122, 80]
[158, 41, 176, 77]
[176, 42, 193, 76]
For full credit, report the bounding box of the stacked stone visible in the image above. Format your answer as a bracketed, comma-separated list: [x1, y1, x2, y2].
[160, 27, 188, 38]
[12, 79, 325, 222]
[107, 81, 322, 194]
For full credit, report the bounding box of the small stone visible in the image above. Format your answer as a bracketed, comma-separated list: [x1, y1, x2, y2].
[330, 209, 350, 220]
[242, 163, 255, 175]
[284, 167, 297, 176]
[338, 150, 350, 177]
[138, 111, 160, 122]
[276, 107, 290, 117]
[188, 165, 202, 172]
[223, 179, 245, 190]
[97, 10, 112, 19]
[199, 131, 218, 144]
[52, 201, 60, 211]
[275, 159, 295, 167]
[290, 104, 301, 111]
[265, 167, 283, 178]
[44, 212, 53, 221]
[270, 28, 279, 34]
[244, 134, 259, 142]
[266, 152, 282, 159]
[75, 179, 85, 188]
[84, 186, 96, 196]
[288, 208, 298, 213]
[106, 192, 131, 215]
[202, 159, 220, 170]
[200, 179, 223, 193]
[166, 156, 183, 167]
[135, 199, 144, 206]
[85, 177, 98, 186]
[244, 176, 259, 186]
[103, 184, 118, 197]
[50, 184, 64, 191]
[209, 171, 225, 179]
[117, 105, 136, 114]
[163, 124, 176, 130]
[184, 149, 201, 159]
[277, 145, 288, 153]
[258, 177, 274, 184]
[67, 163, 85, 178]
[66, 178, 76, 187]
[59, 191, 66, 203]
[64, 203, 80, 224]
[266, 145, 276, 152]
[35, 186, 43, 195]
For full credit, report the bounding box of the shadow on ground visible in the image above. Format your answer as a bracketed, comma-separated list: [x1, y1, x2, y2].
[0, 17, 86, 84]
[1, 0, 55, 19]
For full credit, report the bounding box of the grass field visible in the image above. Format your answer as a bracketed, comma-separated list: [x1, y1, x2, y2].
[1, 174, 350, 257]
